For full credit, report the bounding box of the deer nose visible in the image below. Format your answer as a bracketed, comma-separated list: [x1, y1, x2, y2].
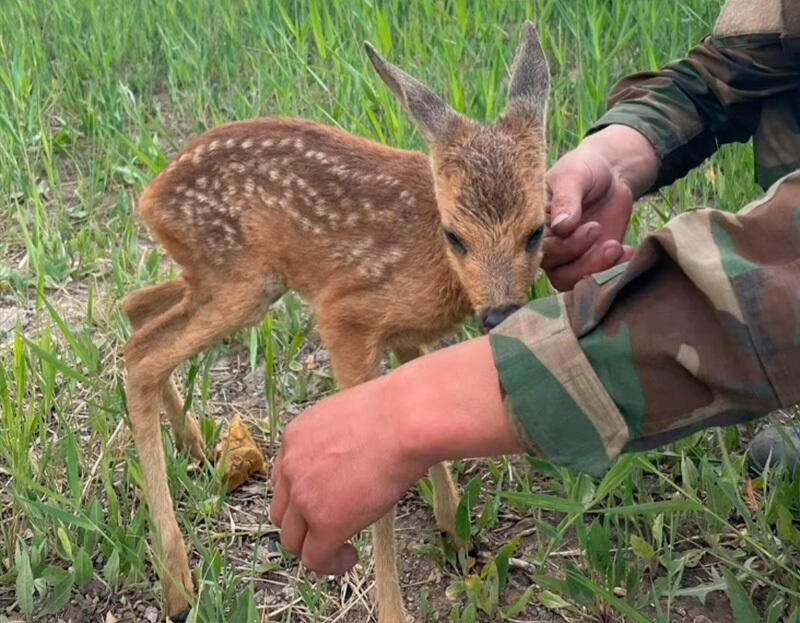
[480, 305, 521, 333]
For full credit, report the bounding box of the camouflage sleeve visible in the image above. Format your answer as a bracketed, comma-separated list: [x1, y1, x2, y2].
[590, 36, 800, 190]
[490, 171, 800, 476]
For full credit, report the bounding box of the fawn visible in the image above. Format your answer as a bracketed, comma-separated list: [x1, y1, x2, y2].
[123, 22, 550, 623]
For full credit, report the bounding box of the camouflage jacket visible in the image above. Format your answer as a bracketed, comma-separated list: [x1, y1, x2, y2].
[490, 0, 800, 475]
[591, 0, 800, 190]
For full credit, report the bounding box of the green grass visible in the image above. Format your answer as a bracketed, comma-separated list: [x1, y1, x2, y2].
[0, 0, 794, 621]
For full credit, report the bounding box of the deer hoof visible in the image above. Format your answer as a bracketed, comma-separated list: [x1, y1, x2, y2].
[170, 608, 191, 623]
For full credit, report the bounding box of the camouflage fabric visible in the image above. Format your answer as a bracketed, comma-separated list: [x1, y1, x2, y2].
[491, 170, 800, 476]
[590, 0, 800, 190]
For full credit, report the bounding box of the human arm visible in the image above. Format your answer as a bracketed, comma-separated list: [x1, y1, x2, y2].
[269, 336, 522, 575]
[271, 171, 800, 574]
[544, 34, 800, 290]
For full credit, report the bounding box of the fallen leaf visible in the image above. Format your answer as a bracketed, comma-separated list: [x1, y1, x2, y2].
[106, 613, 119, 623]
[215, 414, 267, 493]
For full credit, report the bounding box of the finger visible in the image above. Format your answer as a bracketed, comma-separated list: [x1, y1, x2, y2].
[279, 505, 308, 556]
[620, 245, 635, 263]
[302, 530, 359, 575]
[546, 167, 593, 236]
[541, 221, 600, 269]
[547, 240, 624, 292]
[269, 454, 289, 527]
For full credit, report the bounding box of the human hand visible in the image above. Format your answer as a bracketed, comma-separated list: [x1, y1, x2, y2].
[269, 337, 521, 575]
[542, 125, 659, 291]
[269, 374, 428, 575]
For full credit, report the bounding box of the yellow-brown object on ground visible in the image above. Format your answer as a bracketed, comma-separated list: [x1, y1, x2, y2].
[215, 414, 267, 492]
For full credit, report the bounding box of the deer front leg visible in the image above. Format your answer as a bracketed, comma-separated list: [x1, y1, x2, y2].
[394, 346, 460, 540]
[322, 323, 407, 623]
[372, 508, 406, 623]
[161, 380, 206, 462]
[428, 462, 460, 540]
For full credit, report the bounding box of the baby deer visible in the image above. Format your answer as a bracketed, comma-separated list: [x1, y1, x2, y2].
[123, 22, 550, 623]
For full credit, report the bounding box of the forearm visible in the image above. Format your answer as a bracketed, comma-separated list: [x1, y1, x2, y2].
[392, 336, 524, 467]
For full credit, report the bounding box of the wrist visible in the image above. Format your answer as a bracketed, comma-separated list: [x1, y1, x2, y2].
[583, 124, 660, 199]
[389, 337, 524, 470]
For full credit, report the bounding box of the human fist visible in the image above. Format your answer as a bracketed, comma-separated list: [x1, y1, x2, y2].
[542, 125, 659, 291]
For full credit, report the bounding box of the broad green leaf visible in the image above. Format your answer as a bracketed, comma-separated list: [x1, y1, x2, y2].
[540, 589, 571, 610]
[104, 550, 120, 586]
[722, 568, 761, 623]
[15, 547, 34, 617]
[44, 567, 74, 614]
[501, 492, 583, 514]
[597, 500, 702, 516]
[593, 454, 637, 503]
[231, 587, 259, 623]
[502, 587, 534, 618]
[56, 526, 73, 561]
[73, 548, 93, 587]
[673, 579, 726, 605]
[630, 535, 656, 561]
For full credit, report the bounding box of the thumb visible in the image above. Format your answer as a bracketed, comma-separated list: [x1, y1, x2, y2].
[546, 163, 593, 236]
[332, 543, 359, 575]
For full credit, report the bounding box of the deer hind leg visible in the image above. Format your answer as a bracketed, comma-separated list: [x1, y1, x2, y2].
[123, 280, 204, 461]
[394, 347, 459, 539]
[125, 275, 280, 619]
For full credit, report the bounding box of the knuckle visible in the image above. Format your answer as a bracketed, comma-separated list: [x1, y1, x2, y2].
[280, 456, 297, 481]
[291, 488, 316, 517]
[282, 422, 299, 445]
[301, 552, 323, 573]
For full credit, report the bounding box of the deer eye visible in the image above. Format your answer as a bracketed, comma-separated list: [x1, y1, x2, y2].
[444, 229, 467, 255]
[525, 225, 545, 252]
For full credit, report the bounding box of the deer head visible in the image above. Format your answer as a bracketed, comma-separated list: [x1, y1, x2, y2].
[366, 22, 551, 333]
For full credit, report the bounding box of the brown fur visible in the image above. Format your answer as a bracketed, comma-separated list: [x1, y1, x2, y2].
[123, 23, 550, 622]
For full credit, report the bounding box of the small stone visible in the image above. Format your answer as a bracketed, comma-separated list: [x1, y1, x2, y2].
[144, 606, 159, 623]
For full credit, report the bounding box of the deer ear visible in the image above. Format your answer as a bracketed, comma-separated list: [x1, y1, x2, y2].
[501, 22, 551, 128]
[365, 42, 463, 145]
